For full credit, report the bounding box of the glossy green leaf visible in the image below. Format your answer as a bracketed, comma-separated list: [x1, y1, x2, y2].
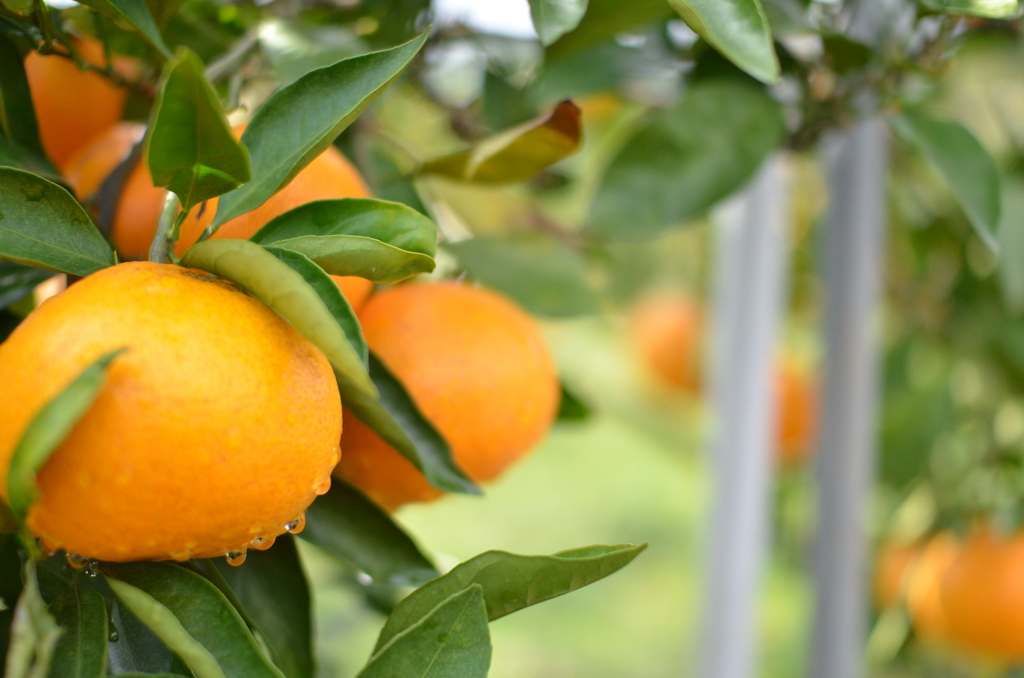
[258, 19, 369, 88]
[421, 101, 582, 184]
[179, 239, 375, 398]
[1000, 179, 1024, 314]
[668, 0, 779, 84]
[0, 35, 38, 151]
[0, 168, 117, 276]
[375, 544, 646, 651]
[918, 0, 1020, 17]
[446, 234, 601, 317]
[108, 599, 191, 676]
[0, 261, 51, 310]
[6, 349, 124, 522]
[359, 585, 490, 678]
[891, 110, 1002, 252]
[147, 48, 250, 211]
[545, 0, 673, 59]
[344, 353, 479, 496]
[209, 32, 428, 231]
[5, 561, 62, 678]
[103, 562, 284, 678]
[589, 80, 785, 240]
[76, 0, 171, 57]
[47, 583, 108, 678]
[302, 478, 438, 587]
[529, 0, 589, 46]
[211, 536, 313, 678]
[250, 198, 437, 283]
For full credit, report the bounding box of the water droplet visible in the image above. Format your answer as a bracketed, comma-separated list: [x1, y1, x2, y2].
[285, 514, 306, 535]
[332, 446, 341, 465]
[37, 539, 57, 558]
[313, 476, 331, 495]
[250, 535, 275, 551]
[108, 630, 119, 643]
[356, 572, 373, 586]
[66, 552, 89, 569]
[226, 551, 247, 567]
[170, 549, 192, 562]
[84, 562, 99, 578]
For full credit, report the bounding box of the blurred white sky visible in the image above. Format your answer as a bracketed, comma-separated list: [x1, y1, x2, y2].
[432, 0, 537, 39]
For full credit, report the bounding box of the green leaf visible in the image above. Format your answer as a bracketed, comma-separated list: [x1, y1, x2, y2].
[374, 544, 646, 651]
[0, 168, 117, 276]
[147, 48, 251, 211]
[179, 239, 375, 397]
[5, 560, 63, 678]
[446, 234, 601, 317]
[46, 583, 108, 678]
[556, 382, 591, 422]
[210, 536, 313, 678]
[76, 0, 171, 57]
[250, 198, 437, 283]
[344, 353, 480, 496]
[359, 585, 490, 678]
[668, 0, 779, 84]
[891, 109, 1002, 252]
[545, 0, 673, 60]
[143, 0, 189, 26]
[209, 32, 428, 231]
[589, 79, 784, 240]
[0, 261, 51, 310]
[1000, 179, 1024, 314]
[421, 101, 582, 184]
[918, 0, 1020, 17]
[102, 562, 285, 678]
[108, 599, 191, 676]
[0, 35, 37, 150]
[302, 478, 438, 587]
[6, 349, 124, 523]
[529, 0, 590, 46]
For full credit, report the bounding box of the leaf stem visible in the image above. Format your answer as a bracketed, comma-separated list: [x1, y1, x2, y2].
[148, 193, 183, 264]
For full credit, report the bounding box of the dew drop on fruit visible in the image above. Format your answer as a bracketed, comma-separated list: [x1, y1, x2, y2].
[170, 549, 192, 562]
[108, 629, 119, 643]
[226, 551, 247, 567]
[66, 552, 89, 569]
[250, 535, 275, 551]
[313, 476, 331, 495]
[285, 514, 306, 534]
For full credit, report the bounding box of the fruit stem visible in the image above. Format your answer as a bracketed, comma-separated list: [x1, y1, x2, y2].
[149, 193, 185, 264]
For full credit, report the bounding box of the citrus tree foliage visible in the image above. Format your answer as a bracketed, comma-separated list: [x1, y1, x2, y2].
[0, 0, 1020, 675]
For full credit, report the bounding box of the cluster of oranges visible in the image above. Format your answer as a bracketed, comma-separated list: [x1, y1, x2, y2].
[876, 527, 1024, 661]
[629, 290, 818, 465]
[0, 38, 560, 564]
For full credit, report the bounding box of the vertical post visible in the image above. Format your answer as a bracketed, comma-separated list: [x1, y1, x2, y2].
[810, 119, 889, 678]
[699, 155, 792, 678]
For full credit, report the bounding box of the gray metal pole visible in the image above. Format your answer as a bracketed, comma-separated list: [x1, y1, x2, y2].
[699, 155, 793, 678]
[810, 119, 889, 678]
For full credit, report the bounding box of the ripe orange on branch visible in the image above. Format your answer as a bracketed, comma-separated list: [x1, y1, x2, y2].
[0, 262, 341, 563]
[64, 123, 376, 309]
[25, 38, 138, 170]
[335, 282, 560, 511]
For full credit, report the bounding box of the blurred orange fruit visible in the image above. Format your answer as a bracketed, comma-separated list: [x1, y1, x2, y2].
[0, 262, 341, 562]
[335, 282, 560, 510]
[874, 541, 921, 609]
[941, 526, 1024, 660]
[64, 123, 375, 310]
[630, 291, 703, 394]
[907, 532, 959, 641]
[25, 38, 137, 170]
[775, 361, 818, 466]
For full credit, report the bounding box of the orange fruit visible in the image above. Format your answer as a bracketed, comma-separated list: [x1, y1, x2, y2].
[874, 541, 920, 609]
[25, 38, 137, 170]
[335, 282, 559, 510]
[907, 532, 959, 641]
[630, 291, 703, 394]
[0, 262, 341, 562]
[941, 526, 1024, 659]
[775, 361, 818, 466]
[64, 123, 375, 309]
